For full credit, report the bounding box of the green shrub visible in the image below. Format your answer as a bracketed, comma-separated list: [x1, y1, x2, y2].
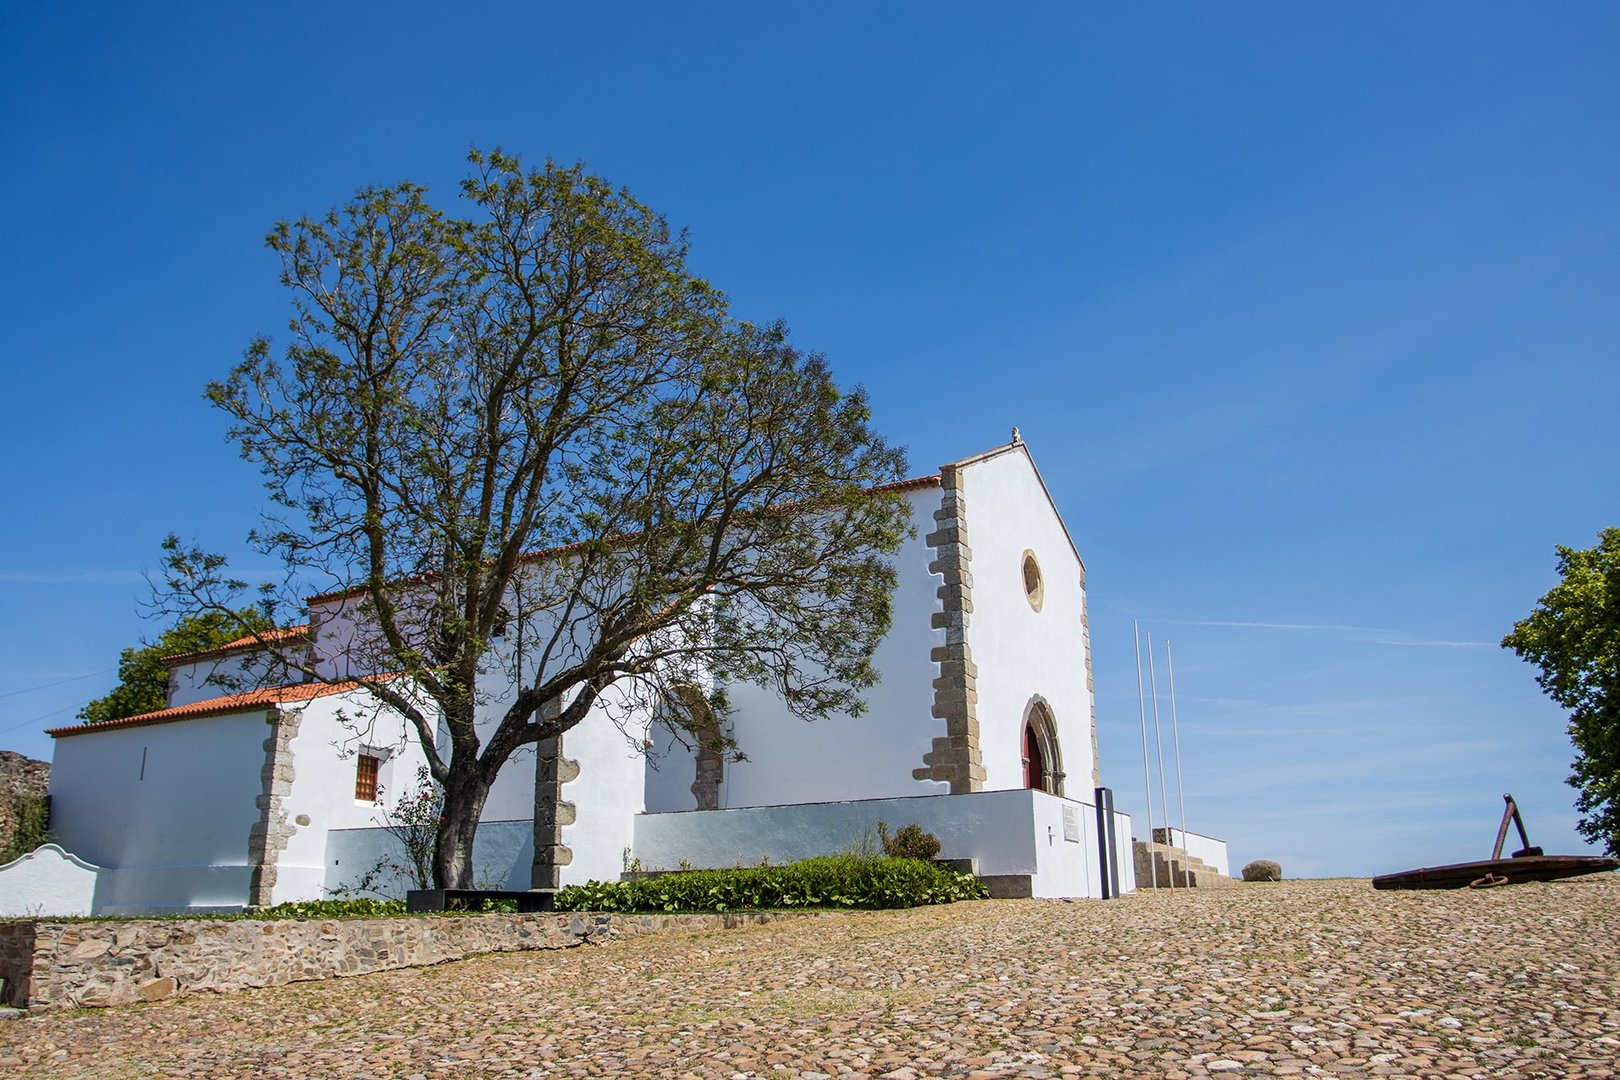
[0, 795, 50, 864]
[878, 820, 942, 862]
[555, 853, 985, 913]
[255, 897, 407, 919]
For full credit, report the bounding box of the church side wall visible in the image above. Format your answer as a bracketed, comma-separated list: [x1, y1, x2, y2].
[47, 713, 269, 913]
[272, 694, 426, 904]
[166, 652, 285, 708]
[961, 452, 1097, 797]
[555, 683, 652, 886]
[718, 487, 950, 808]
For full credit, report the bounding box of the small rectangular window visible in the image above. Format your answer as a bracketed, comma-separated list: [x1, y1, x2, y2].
[355, 754, 380, 802]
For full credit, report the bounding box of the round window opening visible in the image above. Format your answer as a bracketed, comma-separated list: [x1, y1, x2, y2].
[1021, 550, 1044, 612]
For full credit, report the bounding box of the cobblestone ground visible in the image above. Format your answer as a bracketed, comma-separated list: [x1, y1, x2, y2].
[2, 876, 1617, 1078]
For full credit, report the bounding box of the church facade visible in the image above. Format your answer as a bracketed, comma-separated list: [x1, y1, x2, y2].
[37, 440, 1137, 914]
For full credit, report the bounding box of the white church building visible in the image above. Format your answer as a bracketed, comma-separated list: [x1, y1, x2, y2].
[28, 440, 1149, 915]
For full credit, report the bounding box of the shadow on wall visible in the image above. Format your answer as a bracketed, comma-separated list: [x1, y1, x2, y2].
[325, 820, 536, 897]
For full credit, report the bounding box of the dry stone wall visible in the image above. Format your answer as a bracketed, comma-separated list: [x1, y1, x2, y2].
[0, 751, 49, 856]
[1, 909, 798, 1010]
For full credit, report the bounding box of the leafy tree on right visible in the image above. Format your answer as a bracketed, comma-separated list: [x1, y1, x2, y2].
[1503, 527, 1620, 856]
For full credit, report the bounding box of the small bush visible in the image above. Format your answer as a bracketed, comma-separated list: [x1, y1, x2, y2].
[0, 794, 50, 865]
[555, 854, 985, 913]
[1242, 859, 1283, 882]
[878, 821, 942, 862]
[256, 897, 407, 919]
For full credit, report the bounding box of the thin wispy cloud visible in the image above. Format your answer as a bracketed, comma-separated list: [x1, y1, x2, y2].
[1158, 618, 1494, 649]
[1170, 619, 1401, 633]
[0, 570, 144, 586]
[0, 670, 112, 699]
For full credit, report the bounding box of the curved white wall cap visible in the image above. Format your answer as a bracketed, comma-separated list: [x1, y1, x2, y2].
[0, 842, 101, 873]
[0, 843, 103, 918]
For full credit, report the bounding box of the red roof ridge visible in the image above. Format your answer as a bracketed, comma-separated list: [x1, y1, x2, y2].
[160, 624, 311, 667]
[48, 677, 386, 738]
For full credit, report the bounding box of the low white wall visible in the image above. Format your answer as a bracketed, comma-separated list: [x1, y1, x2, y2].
[632, 789, 1135, 899]
[325, 819, 536, 896]
[0, 845, 100, 917]
[1155, 827, 1230, 876]
[1112, 811, 1137, 894]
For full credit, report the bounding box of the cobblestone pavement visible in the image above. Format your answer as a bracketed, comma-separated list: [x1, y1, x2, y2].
[2, 876, 1617, 1078]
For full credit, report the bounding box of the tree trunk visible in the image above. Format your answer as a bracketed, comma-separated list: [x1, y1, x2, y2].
[434, 766, 492, 889]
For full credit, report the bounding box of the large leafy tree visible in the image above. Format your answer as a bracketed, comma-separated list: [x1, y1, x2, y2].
[78, 609, 274, 724]
[160, 149, 911, 888]
[1502, 527, 1620, 855]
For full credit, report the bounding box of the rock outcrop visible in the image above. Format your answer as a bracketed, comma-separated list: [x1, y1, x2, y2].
[0, 751, 50, 858]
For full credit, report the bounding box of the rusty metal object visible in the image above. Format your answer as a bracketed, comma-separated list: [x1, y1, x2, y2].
[1372, 792, 1618, 891]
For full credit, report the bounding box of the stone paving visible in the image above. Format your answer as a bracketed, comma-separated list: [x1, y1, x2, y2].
[1, 876, 1616, 1078]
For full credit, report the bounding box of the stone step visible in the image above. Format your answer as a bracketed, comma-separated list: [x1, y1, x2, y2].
[1132, 840, 1237, 889]
[978, 874, 1034, 899]
[1137, 839, 1221, 876]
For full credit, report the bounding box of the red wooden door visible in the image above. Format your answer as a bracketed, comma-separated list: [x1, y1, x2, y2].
[1023, 723, 1044, 790]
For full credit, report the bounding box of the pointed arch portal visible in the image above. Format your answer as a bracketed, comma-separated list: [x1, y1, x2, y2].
[1021, 697, 1064, 797]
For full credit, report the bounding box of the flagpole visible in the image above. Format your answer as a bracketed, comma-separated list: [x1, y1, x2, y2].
[1147, 630, 1174, 888]
[1166, 639, 1189, 861]
[1134, 620, 1158, 889]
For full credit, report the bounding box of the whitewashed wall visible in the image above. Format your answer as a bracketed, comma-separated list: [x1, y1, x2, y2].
[271, 692, 427, 904]
[167, 649, 288, 708]
[0, 844, 100, 917]
[48, 712, 269, 913]
[720, 487, 949, 807]
[643, 714, 705, 813]
[1156, 827, 1231, 876]
[556, 682, 654, 886]
[960, 449, 1096, 798]
[1113, 809, 1137, 893]
[633, 790, 1135, 898]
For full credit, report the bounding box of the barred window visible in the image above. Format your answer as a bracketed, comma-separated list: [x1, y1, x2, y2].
[355, 753, 380, 802]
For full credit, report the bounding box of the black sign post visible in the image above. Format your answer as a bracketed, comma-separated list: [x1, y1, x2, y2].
[1094, 786, 1120, 898]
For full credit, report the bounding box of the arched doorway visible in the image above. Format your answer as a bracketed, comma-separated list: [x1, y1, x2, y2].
[660, 685, 724, 810]
[1023, 723, 1045, 789]
[1021, 698, 1064, 796]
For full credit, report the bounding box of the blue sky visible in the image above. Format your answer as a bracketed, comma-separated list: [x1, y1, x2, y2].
[2, 3, 1616, 877]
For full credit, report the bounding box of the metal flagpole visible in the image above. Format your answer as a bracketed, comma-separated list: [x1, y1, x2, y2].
[1166, 639, 1189, 863]
[1147, 630, 1175, 888]
[1134, 620, 1158, 889]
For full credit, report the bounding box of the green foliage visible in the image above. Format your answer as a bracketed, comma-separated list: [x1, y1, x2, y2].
[79, 608, 274, 723]
[255, 897, 406, 919]
[0, 795, 50, 864]
[381, 768, 443, 890]
[877, 820, 942, 862]
[554, 854, 986, 913]
[328, 771, 444, 900]
[476, 898, 519, 913]
[1503, 527, 1620, 855]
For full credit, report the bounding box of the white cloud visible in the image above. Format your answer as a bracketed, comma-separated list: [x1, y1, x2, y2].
[0, 570, 144, 585]
[1158, 618, 1493, 649]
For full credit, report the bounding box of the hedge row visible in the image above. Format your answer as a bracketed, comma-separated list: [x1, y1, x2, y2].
[256, 897, 408, 919]
[554, 854, 986, 913]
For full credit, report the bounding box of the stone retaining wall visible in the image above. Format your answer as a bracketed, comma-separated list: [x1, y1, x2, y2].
[0, 910, 798, 1010]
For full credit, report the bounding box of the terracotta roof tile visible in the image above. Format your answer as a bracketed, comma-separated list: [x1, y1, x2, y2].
[160, 625, 311, 667]
[48, 679, 373, 738]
